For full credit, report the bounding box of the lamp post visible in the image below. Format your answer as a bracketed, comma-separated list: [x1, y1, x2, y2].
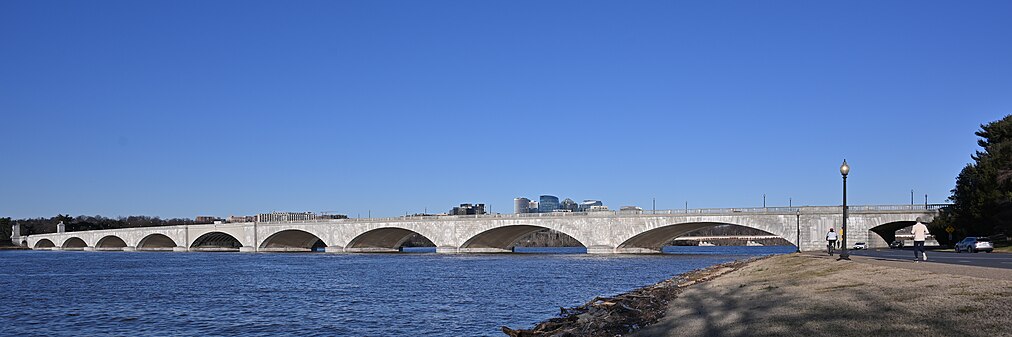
[839, 160, 851, 260]
[796, 209, 801, 253]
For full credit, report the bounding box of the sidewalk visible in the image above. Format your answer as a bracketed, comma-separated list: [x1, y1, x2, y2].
[823, 252, 1012, 281]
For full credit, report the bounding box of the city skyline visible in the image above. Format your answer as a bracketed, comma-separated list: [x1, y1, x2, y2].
[2, 1, 1011, 219]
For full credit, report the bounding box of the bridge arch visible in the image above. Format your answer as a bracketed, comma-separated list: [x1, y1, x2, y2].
[346, 227, 435, 252]
[260, 229, 327, 252]
[137, 233, 178, 251]
[617, 221, 786, 252]
[869, 220, 916, 248]
[62, 237, 88, 250]
[190, 232, 242, 252]
[34, 239, 56, 249]
[461, 225, 587, 252]
[96, 235, 128, 251]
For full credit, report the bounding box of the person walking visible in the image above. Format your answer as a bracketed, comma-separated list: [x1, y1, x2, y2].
[826, 228, 838, 256]
[912, 217, 929, 261]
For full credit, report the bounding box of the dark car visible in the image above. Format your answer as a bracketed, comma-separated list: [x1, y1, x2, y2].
[889, 240, 905, 248]
[954, 237, 994, 253]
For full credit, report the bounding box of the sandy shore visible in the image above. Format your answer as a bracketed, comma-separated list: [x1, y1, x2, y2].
[632, 253, 1012, 337]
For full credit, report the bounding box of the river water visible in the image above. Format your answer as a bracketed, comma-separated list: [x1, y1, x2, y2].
[1, 246, 792, 336]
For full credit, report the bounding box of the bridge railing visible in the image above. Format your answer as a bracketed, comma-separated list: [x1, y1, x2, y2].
[249, 204, 949, 225]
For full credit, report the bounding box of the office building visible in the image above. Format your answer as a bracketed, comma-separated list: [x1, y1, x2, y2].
[227, 215, 256, 223]
[560, 198, 578, 212]
[451, 202, 485, 215]
[256, 212, 318, 222]
[579, 200, 603, 212]
[514, 197, 531, 214]
[538, 195, 560, 213]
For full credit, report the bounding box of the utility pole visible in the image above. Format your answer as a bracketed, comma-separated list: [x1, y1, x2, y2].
[652, 198, 656, 214]
[911, 189, 914, 206]
[763, 194, 766, 208]
[925, 194, 928, 208]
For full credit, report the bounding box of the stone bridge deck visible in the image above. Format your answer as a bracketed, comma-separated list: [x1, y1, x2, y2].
[21, 205, 943, 254]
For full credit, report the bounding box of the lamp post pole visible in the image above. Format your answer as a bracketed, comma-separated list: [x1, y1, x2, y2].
[796, 209, 801, 253]
[839, 160, 851, 260]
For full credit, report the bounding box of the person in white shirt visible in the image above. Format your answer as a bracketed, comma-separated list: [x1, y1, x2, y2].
[912, 217, 930, 261]
[826, 228, 838, 255]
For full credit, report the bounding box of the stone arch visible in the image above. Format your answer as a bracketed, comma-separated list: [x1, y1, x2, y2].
[345, 227, 436, 252]
[869, 220, 916, 248]
[62, 237, 88, 250]
[138, 233, 178, 251]
[34, 239, 56, 249]
[461, 225, 587, 253]
[618, 221, 782, 253]
[190, 232, 243, 252]
[96, 235, 128, 251]
[259, 229, 327, 252]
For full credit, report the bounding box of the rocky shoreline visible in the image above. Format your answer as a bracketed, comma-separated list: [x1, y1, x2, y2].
[501, 257, 764, 337]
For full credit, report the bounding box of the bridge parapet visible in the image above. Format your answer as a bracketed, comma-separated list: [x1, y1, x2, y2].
[242, 204, 946, 225]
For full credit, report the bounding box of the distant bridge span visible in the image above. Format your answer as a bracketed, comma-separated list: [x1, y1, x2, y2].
[23, 205, 943, 254]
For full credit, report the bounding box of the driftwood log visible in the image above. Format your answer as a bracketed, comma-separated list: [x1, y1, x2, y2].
[501, 258, 757, 337]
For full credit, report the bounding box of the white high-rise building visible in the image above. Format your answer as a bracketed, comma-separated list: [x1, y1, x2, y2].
[514, 197, 531, 214]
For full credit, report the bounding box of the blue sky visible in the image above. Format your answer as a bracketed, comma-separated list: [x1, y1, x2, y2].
[2, 1, 1010, 219]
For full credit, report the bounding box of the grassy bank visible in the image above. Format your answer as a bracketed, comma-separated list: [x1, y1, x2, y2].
[632, 254, 1012, 337]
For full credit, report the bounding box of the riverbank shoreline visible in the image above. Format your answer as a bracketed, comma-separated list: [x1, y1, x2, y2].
[501, 256, 768, 337]
[506, 253, 1012, 337]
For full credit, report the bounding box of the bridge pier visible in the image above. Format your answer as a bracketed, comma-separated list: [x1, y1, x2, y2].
[122, 246, 137, 252]
[172, 246, 189, 252]
[435, 246, 459, 254]
[343, 247, 401, 253]
[83, 246, 96, 252]
[239, 247, 257, 253]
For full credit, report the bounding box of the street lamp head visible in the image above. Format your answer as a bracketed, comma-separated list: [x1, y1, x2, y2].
[840, 160, 850, 177]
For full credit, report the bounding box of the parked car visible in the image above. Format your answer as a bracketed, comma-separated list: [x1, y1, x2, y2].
[852, 242, 867, 250]
[954, 237, 994, 253]
[889, 240, 905, 248]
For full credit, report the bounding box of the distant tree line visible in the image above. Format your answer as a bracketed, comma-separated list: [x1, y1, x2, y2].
[0, 214, 194, 246]
[932, 115, 1012, 245]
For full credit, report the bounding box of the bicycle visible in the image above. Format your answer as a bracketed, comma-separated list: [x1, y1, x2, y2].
[827, 241, 836, 255]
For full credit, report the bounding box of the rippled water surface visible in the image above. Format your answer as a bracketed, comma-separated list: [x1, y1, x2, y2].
[1, 246, 792, 336]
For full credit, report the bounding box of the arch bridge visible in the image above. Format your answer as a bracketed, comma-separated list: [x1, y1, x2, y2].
[22, 205, 943, 254]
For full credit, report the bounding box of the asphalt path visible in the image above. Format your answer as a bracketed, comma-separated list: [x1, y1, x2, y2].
[842, 247, 1012, 270]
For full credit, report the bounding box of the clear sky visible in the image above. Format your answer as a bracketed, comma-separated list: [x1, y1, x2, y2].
[2, 1, 1011, 219]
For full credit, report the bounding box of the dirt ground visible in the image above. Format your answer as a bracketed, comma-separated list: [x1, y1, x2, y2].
[631, 254, 1012, 337]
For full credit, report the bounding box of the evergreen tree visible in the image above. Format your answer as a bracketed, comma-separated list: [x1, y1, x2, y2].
[933, 115, 1012, 244]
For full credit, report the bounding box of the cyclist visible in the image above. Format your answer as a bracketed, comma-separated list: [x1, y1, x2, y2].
[826, 228, 838, 255]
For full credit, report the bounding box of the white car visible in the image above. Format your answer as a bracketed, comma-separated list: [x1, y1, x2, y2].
[852, 242, 867, 250]
[954, 237, 993, 253]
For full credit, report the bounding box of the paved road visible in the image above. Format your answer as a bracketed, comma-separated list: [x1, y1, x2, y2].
[842, 248, 1012, 269]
